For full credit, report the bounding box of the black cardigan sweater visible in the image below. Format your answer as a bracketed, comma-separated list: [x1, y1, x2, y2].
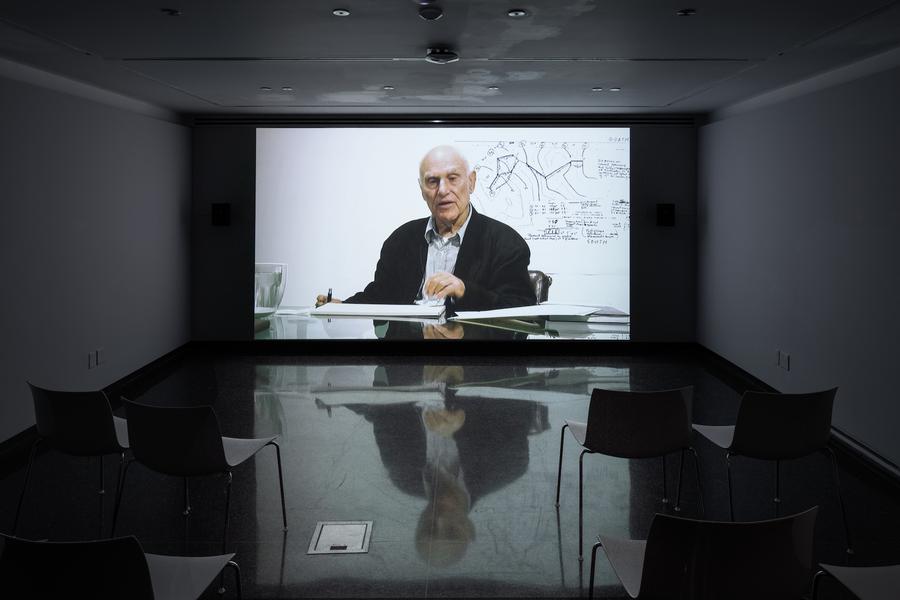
[344, 207, 535, 311]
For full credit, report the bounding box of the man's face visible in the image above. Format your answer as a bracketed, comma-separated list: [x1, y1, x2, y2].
[419, 149, 476, 233]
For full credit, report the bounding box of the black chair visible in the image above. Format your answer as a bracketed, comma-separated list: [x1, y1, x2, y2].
[113, 399, 287, 555]
[555, 387, 703, 560]
[692, 387, 852, 553]
[589, 506, 818, 600]
[0, 532, 240, 599]
[527, 269, 553, 303]
[813, 562, 900, 600]
[13, 383, 129, 536]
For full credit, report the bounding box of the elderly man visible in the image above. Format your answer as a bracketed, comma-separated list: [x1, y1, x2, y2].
[317, 145, 534, 311]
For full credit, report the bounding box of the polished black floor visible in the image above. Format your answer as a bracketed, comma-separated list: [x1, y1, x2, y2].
[2, 348, 899, 598]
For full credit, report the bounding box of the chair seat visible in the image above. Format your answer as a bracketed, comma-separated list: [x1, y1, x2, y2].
[597, 535, 646, 599]
[222, 436, 277, 468]
[692, 424, 735, 450]
[565, 419, 588, 446]
[820, 563, 900, 600]
[113, 416, 130, 449]
[146, 552, 235, 600]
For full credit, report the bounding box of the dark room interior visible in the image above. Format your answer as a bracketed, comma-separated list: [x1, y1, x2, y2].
[1, 2, 899, 598]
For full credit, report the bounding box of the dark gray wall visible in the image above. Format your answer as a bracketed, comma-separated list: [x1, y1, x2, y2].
[0, 75, 191, 443]
[191, 124, 697, 342]
[191, 126, 255, 340]
[630, 126, 697, 342]
[698, 66, 900, 465]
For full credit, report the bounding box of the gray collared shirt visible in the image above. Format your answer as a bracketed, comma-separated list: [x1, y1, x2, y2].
[418, 208, 473, 303]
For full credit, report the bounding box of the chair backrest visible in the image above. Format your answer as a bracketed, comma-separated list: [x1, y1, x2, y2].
[28, 382, 123, 456]
[731, 388, 837, 459]
[639, 507, 818, 600]
[583, 387, 693, 458]
[0, 533, 154, 599]
[123, 399, 228, 476]
[527, 270, 552, 303]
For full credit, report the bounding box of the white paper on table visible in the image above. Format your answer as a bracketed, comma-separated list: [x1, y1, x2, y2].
[452, 303, 627, 322]
[313, 303, 445, 319]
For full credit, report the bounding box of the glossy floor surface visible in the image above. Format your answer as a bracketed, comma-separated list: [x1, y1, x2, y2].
[2, 349, 899, 598]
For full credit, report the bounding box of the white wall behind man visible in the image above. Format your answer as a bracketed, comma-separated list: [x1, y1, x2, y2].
[0, 72, 191, 443]
[698, 64, 900, 466]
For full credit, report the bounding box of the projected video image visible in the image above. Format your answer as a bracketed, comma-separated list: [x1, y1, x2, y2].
[255, 127, 630, 340]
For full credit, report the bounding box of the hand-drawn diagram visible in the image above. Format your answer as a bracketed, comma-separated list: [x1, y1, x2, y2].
[459, 138, 630, 247]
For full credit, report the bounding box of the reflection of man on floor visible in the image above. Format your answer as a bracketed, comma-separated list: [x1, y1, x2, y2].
[416, 396, 473, 567]
[357, 364, 537, 566]
[316, 146, 535, 312]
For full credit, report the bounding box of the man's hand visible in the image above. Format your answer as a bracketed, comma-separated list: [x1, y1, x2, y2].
[423, 408, 466, 438]
[423, 322, 465, 340]
[314, 295, 342, 307]
[423, 271, 465, 300]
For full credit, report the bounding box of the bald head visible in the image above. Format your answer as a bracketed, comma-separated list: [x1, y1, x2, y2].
[419, 145, 470, 180]
[418, 145, 476, 236]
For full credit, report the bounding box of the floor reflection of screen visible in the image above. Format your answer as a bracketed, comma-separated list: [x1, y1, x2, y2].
[254, 127, 630, 341]
[252, 363, 632, 591]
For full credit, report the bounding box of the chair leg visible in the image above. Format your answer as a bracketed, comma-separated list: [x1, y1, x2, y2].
[183, 477, 192, 516]
[219, 472, 234, 594]
[98, 455, 105, 539]
[113, 453, 126, 504]
[824, 447, 854, 555]
[674, 449, 685, 512]
[223, 471, 233, 554]
[774, 459, 781, 517]
[13, 439, 40, 535]
[111, 453, 126, 538]
[578, 449, 588, 562]
[689, 447, 705, 517]
[661, 455, 669, 507]
[111, 459, 133, 537]
[811, 569, 828, 600]
[267, 441, 288, 531]
[588, 541, 603, 600]
[726, 452, 735, 522]
[226, 560, 242, 599]
[555, 423, 569, 507]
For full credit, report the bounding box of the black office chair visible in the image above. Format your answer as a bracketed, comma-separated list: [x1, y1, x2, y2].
[527, 269, 553, 303]
[13, 383, 129, 537]
[555, 387, 703, 560]
[813, 562, 900, 600]
[589, 506, 818, 600]
[692, 387, 852, 553]
[0, 532, 241, 599]
[113, 399, 287, 555]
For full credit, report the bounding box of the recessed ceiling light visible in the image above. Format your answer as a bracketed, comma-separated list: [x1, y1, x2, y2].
[591, 87, 603, 92]
[675, 8, 696, 16]
[259, 86, 272, 91]
[383, 85, 395, 91]
[609, 87, 622, 92]
[419, 6, 443, 20]
[159, 8, 181, 16]
[281, 86, 293, 92]
[507, 8, 529, 18]
[332, 8, 350, 17]
[425, 48, 460, 64]
[488, 85, 499, 90]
